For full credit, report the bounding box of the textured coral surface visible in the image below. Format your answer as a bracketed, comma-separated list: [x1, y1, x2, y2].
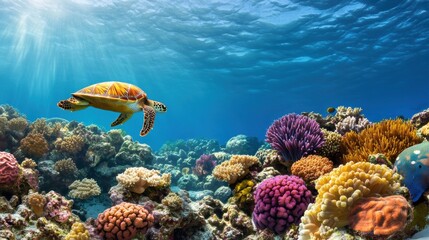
[212, 154, 259, 184]
[291, 155, 333, 183]
[0, 151, 20, 185]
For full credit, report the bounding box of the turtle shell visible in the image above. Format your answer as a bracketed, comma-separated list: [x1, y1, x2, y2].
[75, 81, 146, 101]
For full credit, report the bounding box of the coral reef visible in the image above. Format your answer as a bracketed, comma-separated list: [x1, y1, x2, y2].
[291, 155, 334, 183]
[411, 108, 429, 129]
[349, 195, 412, 237]
[19, 132, 49, 159]
[116, 167, 171, 194]
[0, 151, 21, 193]
[65, 222, 90, 240]
[225, 134, 260, 155]
[54, 135, 85, 155]
[26, 192, 47, 217]
[253, 175, 312, 234]
[231, 179, 255, 213]
[212, 155, 260, 185]
[161, 192, 184, 211]
[193, 154, 217, 176]
[335, 115, 371, 135]
[54, 158, 78, 176]
[45, 191, 73, 223]
[341, 119, 422, 163]
[266, 113, 324, 162]
[315, 129, 342, 162]
[96, 202, 154, 240]
[298, 161, 403, 239]
[68, 178, 101, 199]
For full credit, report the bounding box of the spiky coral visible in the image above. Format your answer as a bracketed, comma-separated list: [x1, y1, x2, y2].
[212, 155, 260, 185]
[341, 119, 422, 163]
[298, 162, 402, 240]
[266, 114, 324, 162]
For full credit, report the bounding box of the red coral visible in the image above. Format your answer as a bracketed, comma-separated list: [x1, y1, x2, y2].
[96, 202, 154, 240]
[0, 152, 20, 185]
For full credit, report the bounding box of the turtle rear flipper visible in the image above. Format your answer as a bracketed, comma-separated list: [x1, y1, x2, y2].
[57, 97, 89, 111]
[111, 113, 133, 127]
[140, 106, 155, 136]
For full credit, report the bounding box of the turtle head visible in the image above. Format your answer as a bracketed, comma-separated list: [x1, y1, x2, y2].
[148, 100, 167, 112]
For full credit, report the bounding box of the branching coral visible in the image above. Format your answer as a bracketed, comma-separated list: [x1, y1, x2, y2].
[55, 135, 85, 155]
[349, 195, 412, 237]
[8, 117, 28, 136]
[96, 202, 154, 240]
[298, 161, 402, 240]
[68, 178, 101, 199]
[19, 133, 49, 159]
[253, 175, 312, 234]
[212, 155, 260, 185]
[291, 155, 333, 183]
[54, 158, 78, 175]
[27, 192, 47, 217]
[65, 222, 90, 240]
[335, 116, 371, 135]
[266, 114, 324, 162]
[116, 167, 171, 194]
[341, 119, 422, 163]
[29, 118, 63, 141]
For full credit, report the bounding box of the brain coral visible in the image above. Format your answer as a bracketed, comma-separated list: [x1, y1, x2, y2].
[0, 152, 20, 186]
[341, 119, 422, 163]
[19, 133, 49, 158]
[298, 161, 402, 240]
[212, 155, 260, 185]
[116, 167, 171, 194]
[96, 202, 154, 240]
[266, 114, 324, 162]
[253, 175, 312, 234]
[68, 178, 101, 199]
[291, 155, 333, 183]
[349, 195, 412, 237]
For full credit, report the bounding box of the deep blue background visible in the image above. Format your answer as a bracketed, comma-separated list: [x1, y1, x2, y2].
[0, 0, 428, 150]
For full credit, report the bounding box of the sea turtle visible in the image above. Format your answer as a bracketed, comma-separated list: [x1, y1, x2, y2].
[57, 81, 167, 136]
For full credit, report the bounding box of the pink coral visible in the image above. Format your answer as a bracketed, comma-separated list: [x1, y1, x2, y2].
[96, 202, 154, 240]
[0, 152, 20, 185]
[44, 191, 72, 223]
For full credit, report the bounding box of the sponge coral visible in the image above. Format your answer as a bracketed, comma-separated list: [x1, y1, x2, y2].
[96, 202, 154, 240]
[291, 155, 333, 183]
[116, 167, 171, 194]
[349, 195, 411, 237]
[266, 114, 324, 162]
[252, 175, 312, 234]
[19, 133, 49, 158]
[212, 155, 260, 185]
[298, 161, 402, 240]
[68, 178, 101, 199]
[341, 119, 422, 163]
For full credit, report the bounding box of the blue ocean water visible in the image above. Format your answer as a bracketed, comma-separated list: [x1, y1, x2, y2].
[0, 0, 428, 150]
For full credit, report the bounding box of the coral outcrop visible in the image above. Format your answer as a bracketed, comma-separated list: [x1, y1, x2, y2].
[96, 202, 154, 240]
[19, 133, 49, 159]
[0, 151, 21, 190]
[253, 175, 312, 234]
[212, 155, 260, 185]
[65, 222, 90, 240]
[291, 155, 333, 183]
[26, 192, 47, 217]
[116, 167, 171, 194]
[193, 154, 217, 176]
[298, 161, 403, 239]
[68, 178, 101, 199]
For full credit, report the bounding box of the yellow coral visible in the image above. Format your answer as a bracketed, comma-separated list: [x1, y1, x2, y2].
[55, 135, 85, 155]
[291, 155, 333, 183]
[341, 119, 422, 163]
[298, 161, 402, 240]
[212, 155, 259, 184]
[116, 167, 171, 194]
[65, 222, 90, 240]
[21, 158, 37, 168]
[162, 192, 183, 211]
[19, 133, 49, 158]
[54, 158, 78, 175]
[68, 178, 101, 199]
[27, 192, 46, 217]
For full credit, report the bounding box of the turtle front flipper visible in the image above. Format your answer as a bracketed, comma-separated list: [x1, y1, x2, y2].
[57, 97, 89, 111]
[140, 106, 156, 136]
[111, 113, 133, 127]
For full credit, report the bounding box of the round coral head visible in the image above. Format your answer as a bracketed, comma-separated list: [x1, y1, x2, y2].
[0, 151, 20, 185]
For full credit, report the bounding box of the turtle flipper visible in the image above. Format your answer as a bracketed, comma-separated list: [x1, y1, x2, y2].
[57, 97, 89, 111]
[111, 113, 133, 127]
[140, 106, 156, 136]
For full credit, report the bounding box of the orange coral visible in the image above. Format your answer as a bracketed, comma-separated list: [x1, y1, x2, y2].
[19, 133, 49, 158]
[27, 192, 46, 217]
[212, 155, 260, 184]
[349, 195, 412, 236]
[55, 135, 85, 155]
[341, 119, 422, 163]
[96, 202, 154, 240]
[291, 155, 333, 182]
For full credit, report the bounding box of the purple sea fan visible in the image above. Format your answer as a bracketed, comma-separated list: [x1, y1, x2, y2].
[193, 154, 217, 176]
[266, 113, 324, 162]
[252, 175, 313, 234]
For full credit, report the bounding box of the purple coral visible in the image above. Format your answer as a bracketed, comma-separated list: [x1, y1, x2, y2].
[266, 114, 324, 162]
[252, 175, 312, 234]
[193, 154, 217, 176]
[44, 191, 72, 223]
